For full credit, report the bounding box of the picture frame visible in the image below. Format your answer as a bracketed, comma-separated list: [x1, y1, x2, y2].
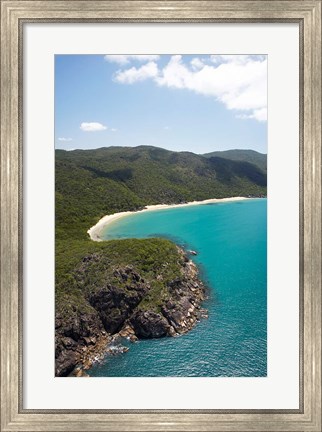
[0, 0, 321, 431]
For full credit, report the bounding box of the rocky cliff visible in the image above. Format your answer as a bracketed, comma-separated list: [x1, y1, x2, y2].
[55, 244, 207, 376]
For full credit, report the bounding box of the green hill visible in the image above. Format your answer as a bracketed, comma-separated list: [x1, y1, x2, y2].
[55, 145, 267, 375]
[202, 149, 267, 173]
[56, 145, 266, 240]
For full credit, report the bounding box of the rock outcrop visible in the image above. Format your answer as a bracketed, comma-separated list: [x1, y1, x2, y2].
[130, 310, 170, 338]
[55, 247, 207, 376]
[55, 308, 107, 377]
[87, 267, 149, 334]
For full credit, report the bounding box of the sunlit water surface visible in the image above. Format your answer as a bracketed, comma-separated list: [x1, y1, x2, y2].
[88, 199, 267, 377]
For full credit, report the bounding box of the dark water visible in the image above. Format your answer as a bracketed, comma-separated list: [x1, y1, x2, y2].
[88, 199, 267, 377]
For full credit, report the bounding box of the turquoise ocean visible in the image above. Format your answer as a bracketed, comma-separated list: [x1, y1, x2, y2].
[88, 198, 267, 377]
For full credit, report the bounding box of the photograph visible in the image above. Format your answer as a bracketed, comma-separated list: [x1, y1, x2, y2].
[55, 54, 268, 378]
[1, 0, 321, 429]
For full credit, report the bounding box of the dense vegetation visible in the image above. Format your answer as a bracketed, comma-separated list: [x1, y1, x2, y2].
[56, 145, 266, 241]
[202, 149, 267, 173]
[55, 145, 267, 374]
[56, 237, 185, 322]
[56, 144, 267, 287]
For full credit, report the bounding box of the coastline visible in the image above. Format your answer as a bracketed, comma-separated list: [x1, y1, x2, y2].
[87, 196, 250, 242]
[56, 246, 207, 377]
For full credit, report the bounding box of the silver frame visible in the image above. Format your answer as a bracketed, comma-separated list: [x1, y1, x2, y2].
[1, 1, 321, 431]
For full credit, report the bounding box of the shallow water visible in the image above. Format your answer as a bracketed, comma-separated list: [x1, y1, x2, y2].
[88, 199, 267, 377]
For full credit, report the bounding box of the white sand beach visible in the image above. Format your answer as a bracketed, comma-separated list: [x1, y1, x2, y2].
[87, 196, 249, 241]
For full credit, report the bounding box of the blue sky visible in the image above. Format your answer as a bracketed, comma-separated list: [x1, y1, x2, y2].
[55, 54, 267, 154]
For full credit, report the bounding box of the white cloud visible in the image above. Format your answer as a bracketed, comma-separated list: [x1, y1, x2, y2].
[155, 55, 190, 89]
[210, 55, 255, 65]
[236, 108, 267, 122]
[164, 126, 170, 130]
[58, 137, 72, 141]
[114, 55, 267, 122]
[111, 128, 118, 132]
[80, 122, 107, 132]
[115, 61, 159, 84]
[210, 55, 267, 67]
[104, 55, 160, 65]
[190, 57, 205, 70]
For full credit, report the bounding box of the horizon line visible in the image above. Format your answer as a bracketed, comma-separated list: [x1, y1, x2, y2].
[55, 144, 267, 156]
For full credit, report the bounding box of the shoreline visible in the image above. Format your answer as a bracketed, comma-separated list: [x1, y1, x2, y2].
[87, 196, 252, 242]
[83, 252, 207, 376]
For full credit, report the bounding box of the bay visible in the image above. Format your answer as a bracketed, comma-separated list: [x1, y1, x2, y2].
[88, 198, 267, 377]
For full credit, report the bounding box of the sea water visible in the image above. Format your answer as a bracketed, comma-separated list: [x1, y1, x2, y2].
[88, 199, 267, 377]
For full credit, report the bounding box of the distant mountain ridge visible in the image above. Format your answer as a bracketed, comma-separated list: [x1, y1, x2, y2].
[56, 145, 266, 240]
[55, 144, 267, 376]
[202, 149, 267, 173]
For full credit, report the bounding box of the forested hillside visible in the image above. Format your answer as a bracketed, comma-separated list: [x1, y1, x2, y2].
[56, 145, 266, 240]
[202, 149, 267, 173]
[55, 145, 267, 376]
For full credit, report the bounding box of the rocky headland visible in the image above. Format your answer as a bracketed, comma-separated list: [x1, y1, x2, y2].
[55, 244, 207, 376]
